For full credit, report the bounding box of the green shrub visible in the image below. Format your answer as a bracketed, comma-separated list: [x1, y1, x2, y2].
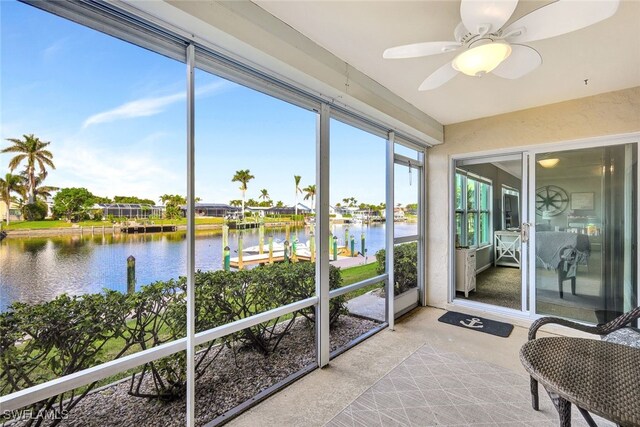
[126, 279, 187, 400]
[0, 263, 348, 410]
[375, 241, 418, 296]
[21, 201, 48, 221]
[0, 291, 131, 422]
[191, 263, 345, 355]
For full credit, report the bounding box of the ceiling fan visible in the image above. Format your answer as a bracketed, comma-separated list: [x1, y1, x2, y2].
[383, 0, 620, 91]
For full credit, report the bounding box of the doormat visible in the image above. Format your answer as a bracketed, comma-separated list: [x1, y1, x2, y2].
[438, 311, 514, 337]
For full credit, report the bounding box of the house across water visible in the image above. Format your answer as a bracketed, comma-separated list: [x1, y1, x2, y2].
[95, 203, 164, 219]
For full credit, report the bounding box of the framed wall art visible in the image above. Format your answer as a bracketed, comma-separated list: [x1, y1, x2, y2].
[570, 192, 595, 210]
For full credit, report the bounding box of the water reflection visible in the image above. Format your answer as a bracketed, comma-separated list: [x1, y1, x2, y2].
[17, 239, 48, 254]
[0, 222, 416, 310]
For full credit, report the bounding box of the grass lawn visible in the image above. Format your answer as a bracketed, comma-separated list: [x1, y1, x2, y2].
[339, 262, 384, 299]
[3, 219, 107, 230]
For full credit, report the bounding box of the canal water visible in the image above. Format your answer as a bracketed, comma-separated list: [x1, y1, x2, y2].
[0, 222, 417, 310]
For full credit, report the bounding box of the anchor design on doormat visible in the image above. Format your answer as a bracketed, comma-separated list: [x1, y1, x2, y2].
[460, 317, 484, 329]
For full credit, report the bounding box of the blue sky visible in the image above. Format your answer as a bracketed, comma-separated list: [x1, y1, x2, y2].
[1, 1, 417, 206]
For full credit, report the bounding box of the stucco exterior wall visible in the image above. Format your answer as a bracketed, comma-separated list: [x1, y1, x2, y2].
[426, 86, 640, 308]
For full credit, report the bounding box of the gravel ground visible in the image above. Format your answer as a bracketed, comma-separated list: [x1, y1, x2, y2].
[11, 315, 380, 427]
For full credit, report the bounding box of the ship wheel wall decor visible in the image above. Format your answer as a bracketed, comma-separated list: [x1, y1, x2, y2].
[536, 185, 569, 216]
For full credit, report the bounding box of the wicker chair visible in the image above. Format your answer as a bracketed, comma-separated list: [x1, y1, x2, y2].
[527, 306, 640, 411]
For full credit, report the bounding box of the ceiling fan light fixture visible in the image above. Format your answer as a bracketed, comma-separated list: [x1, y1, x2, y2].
[452, 41, 512, 77]
[538, 158, 560, 168]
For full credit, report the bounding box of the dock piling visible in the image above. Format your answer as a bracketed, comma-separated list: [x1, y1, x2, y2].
[310, 231, 315, 262]
[344, 227, 349, 253]
[127, 255, 136, 294]
[292, 238, 298, 262]
[259, 224, 264, 255]
[222, 224, 229, 269]
[238, 233, 244, 270]
[332, 236, 338, 261]
[284, 240, 290, 264]
[350, 235, 355, 257]
[268, 236, 274, 264]
[224, 246, 230, 271]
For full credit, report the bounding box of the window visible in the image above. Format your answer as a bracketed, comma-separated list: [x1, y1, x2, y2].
[329, 118, 387, 337]
[502, 186, 520, 229]
[0, 1, 429, 423]
[455, 172, 492, 247]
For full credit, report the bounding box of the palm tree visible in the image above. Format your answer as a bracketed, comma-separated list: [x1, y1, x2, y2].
[231, 169, 255, 218]
[22, 171, 58, 201]
[303, 184, 316, 213]
[0, 173, 25, 225]
[294, 175, 302, 216]
[2, 134, 55, 204]
[259, 189, 270, 202]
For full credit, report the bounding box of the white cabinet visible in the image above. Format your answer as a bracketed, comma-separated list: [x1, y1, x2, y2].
[455, 248, 476, 297]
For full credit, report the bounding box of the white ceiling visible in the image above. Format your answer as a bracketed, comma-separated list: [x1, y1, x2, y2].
[254, 1, 640, 125]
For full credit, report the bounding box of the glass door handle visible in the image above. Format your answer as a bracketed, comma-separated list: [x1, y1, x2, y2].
[521, 223, 532, 243]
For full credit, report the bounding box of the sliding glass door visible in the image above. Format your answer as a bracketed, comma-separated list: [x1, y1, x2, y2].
[530, 143, 638, 323]
[452, 154, 528, 312]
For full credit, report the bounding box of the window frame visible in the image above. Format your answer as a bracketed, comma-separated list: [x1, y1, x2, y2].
[0, 1, 431, 422]
[455, 171, 493, 248]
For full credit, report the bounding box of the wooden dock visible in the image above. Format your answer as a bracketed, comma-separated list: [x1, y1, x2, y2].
[228, 221, 260, 230]
[229, 251, 312, 268]
[121, 225, 177, 234]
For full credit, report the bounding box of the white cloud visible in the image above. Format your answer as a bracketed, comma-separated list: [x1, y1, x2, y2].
[82, 92, 184, 129]
[50, 136, 185, 200]
[43, 38, 68, 61]
[82, 81, 231, 129]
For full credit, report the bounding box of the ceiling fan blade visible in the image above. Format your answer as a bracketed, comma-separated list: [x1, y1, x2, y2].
[419, 62, 459, 91]
[503, 0, 620, 43]
[383, 41, 461, 59]
[492, 44, 542, 79]
[460, 0, 518, 34]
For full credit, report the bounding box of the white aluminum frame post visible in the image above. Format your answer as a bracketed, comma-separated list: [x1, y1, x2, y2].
[185, 43, 196, 427]
[385, 132, 395, 330]
[316, 103, 331, 367]
[418, 150, 427, 306]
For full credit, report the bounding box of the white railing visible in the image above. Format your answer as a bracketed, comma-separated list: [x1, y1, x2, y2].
[329, 274, 388, 299]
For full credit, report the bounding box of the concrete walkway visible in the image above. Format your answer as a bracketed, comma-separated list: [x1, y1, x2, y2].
[345, 292, 385, 322]
[329, 254, 378, 269]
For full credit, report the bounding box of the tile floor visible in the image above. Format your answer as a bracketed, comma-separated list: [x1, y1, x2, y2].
[229, 307, 617, 427]
[325, 342, 615, 427]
